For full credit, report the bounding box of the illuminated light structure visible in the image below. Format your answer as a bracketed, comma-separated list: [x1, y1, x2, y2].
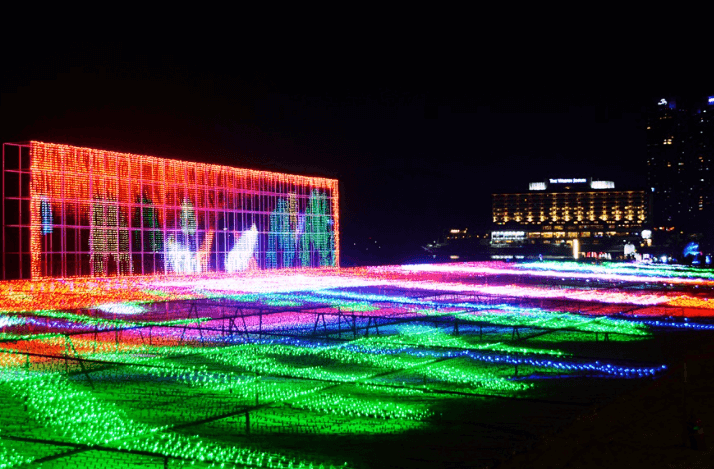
[492, 177, 650, 259]
[1, 142, 339, 279]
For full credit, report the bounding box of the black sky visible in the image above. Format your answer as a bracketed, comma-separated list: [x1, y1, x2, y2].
[2, 34, 710, 264]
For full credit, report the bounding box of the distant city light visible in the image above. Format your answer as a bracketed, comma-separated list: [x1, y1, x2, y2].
[624, 243, 636, 257]
[491, 231, 526, 241]
[683, 242, 701, 258]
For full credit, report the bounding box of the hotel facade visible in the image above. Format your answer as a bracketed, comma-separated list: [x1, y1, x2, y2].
[491, 178, 650, 258]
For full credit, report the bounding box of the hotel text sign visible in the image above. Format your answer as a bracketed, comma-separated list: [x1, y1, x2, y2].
[549, 178, 587, 184]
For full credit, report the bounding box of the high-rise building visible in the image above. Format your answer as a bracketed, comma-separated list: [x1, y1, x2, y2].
[646, 95, 713, 233]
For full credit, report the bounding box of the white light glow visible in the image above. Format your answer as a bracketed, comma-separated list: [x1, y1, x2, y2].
[226, 224, 259, 273]
[573, 239, 579, 260]
[96, 303, 145, 315]
[590, 180, 615, 189]
[165, 237, 199, 274]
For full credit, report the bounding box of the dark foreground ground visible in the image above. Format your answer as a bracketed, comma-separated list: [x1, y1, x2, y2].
[268, 328, 714, 469]
[214, 328, 714, 469]
[496, 332, 714, 469]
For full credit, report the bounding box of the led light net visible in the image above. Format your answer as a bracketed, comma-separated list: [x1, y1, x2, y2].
[5, 142, 339, 278]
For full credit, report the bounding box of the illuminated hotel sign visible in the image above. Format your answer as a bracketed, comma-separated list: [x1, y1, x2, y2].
[590, 180, 615, 189]
[530, 179, 614, 190]
[658, 99, 668, 106]
[708, 96, 714, 105]
[549, 178, 587, 184]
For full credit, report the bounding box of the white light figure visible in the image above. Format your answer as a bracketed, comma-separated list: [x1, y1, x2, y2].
[97, 302, 145, 315]
[165, 235, 199, 274]
[226, 224, 258, 273]
[296, 213, 305, 252]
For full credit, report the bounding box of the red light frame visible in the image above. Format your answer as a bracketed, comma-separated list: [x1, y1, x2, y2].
[2, 141, 339, 278]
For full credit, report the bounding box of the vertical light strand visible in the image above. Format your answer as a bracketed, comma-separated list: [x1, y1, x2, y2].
[332, 179, 340, 268]
[29, 142, 42, 278]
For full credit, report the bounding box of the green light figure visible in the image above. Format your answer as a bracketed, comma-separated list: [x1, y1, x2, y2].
[180, 198, 197, 252]
[139, 196, 163, 253]
[90, 198, 131, 275]
[267, 199, 296, 268]
[133, 195, 164, 274]
[300, 190, 335, 267]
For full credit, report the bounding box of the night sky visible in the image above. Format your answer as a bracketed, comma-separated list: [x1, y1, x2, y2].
[2, 38, 709, 265]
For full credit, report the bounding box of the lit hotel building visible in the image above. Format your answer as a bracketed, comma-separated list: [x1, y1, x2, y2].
[491, 178, 650, 259]
[1, 142, 339, 279]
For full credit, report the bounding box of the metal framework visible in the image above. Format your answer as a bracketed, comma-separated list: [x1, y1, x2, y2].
[2, 142, 339, 279]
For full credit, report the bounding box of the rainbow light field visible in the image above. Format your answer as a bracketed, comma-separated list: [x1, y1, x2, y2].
[1, 261, 713, 468]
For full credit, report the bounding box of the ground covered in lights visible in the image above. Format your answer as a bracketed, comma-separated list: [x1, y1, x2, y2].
[1, 261, 714, 468]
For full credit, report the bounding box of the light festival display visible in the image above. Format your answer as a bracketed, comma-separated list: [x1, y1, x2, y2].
[1, 141, 339, 279]
[2, 141, 714, 466]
